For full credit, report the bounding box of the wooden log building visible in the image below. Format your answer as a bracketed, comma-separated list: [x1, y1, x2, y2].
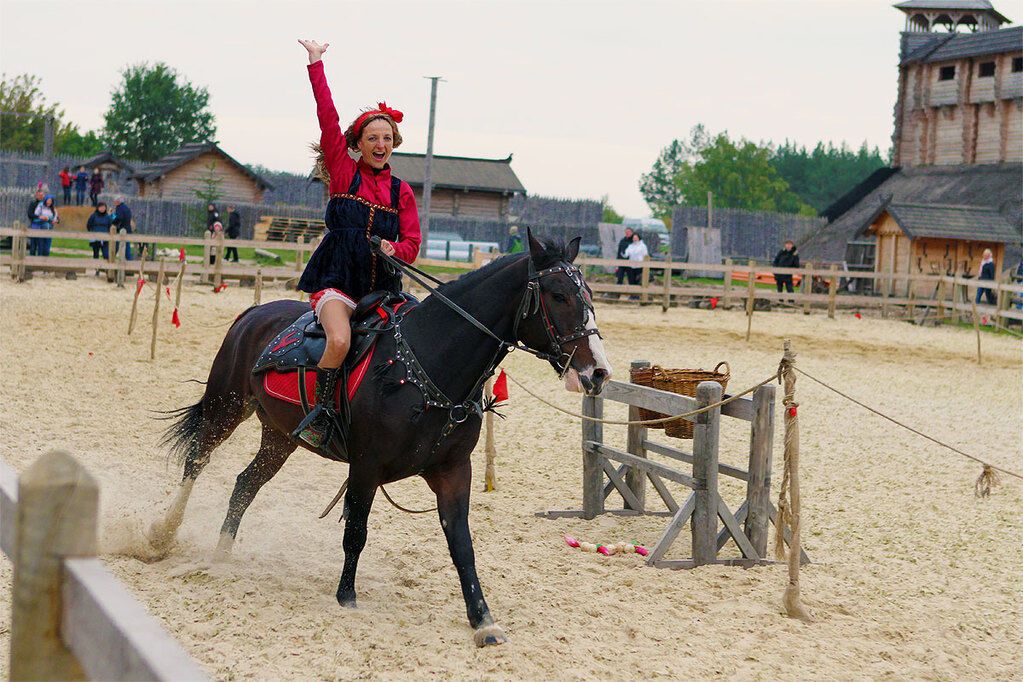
[801, 0, 1023, 268]
[131, 142, 273, 204]
[857, 199, 1016, 295]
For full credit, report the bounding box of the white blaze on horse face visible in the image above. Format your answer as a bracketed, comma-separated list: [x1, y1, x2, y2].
[583, 316, 612, 380]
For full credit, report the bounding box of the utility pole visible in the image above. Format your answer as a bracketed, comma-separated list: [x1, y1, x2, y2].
[421, 76, 443, 257]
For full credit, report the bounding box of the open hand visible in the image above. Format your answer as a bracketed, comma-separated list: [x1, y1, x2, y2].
[298, 39, 329, 64]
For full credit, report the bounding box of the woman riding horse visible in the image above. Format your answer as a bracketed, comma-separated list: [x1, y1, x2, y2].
[294, 38, 422, 450]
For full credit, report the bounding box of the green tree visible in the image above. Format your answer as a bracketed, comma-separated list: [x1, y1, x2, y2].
[189, 160, 223, 235]
[0, 73, 103, 156]
[674, 131, 815, 215]
[102, 62, 216, 161]
[600, 194, 624, 223]
[770, 140, 888, 212]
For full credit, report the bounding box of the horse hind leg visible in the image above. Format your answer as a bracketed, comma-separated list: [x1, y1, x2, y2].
[213, 422, 296, 562]
[149, 395, 253, 553]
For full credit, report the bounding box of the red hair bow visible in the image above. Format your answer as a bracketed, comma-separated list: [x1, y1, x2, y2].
[375, 101, 403, 123]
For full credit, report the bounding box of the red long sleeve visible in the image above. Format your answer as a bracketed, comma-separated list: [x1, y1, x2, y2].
[392, 183, 421, 263]
[307, 61, 356, 193]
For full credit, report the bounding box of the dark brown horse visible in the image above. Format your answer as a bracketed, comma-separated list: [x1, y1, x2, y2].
[150, 232, 611, 646]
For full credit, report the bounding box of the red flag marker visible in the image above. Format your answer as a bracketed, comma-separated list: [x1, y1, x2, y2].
[493, 369, 509, 402]
[135, 277, 145, 296]
[709, 296, 719, 309]
[178, 248, 186, 262]
[854, 312, 862, 319]
[165, 286, 171, 300]
[171, 308, 181, 328]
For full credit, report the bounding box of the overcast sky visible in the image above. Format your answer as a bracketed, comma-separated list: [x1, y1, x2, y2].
[4, 0, 1007, 216]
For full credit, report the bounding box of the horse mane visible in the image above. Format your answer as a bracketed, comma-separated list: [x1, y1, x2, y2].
[436, 236, 571, 295]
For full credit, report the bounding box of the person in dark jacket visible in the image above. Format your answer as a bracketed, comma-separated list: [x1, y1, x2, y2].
[74, 166, 89, 205]
[224, 205, 241, 263]
[615, 227, 634, 285]
[975, 248, 997, 305]
[111, 197, 133, 260]
[87, 202, 113, 262]
[27, 188, 44, 223]
[773, 240, 799, 298]
[88, 168, 104, 206]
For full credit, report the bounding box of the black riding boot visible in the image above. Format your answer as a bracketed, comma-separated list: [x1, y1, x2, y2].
[293, 367, 349, 458]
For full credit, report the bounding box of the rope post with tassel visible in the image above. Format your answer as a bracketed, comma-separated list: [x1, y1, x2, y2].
[127, 245, 149, 335]
[483, 377, 497, 492]
[150, 258, 167, 360]
[172, 249, 186, 329]
[776, 339, 810, 621]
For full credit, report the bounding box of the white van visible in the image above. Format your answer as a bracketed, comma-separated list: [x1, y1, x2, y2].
[622, 217, 668, 238]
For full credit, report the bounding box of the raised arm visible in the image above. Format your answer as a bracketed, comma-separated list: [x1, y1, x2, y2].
[300, 39, 355, 192]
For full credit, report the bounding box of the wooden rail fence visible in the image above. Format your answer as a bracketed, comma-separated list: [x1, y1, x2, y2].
[3, 223, 1020, 326]
[540, 363, 809, 569]
[1, 452, 207, 681]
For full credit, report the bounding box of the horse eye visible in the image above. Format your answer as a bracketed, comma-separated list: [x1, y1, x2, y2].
[552, 293, 569, 304]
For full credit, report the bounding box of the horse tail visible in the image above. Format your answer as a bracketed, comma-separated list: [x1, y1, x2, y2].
[157, 400, 205, 467]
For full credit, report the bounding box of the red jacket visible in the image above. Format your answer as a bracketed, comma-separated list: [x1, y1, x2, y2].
[308, 61, 421, 264]
[59, 169, 72, 187]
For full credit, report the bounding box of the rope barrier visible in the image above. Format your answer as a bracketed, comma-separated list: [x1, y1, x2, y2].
[793, 366, 1023, 487]
[503, 371, 780, 426]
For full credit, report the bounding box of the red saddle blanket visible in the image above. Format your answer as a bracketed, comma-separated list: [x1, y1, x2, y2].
[263, 346, 375, 408]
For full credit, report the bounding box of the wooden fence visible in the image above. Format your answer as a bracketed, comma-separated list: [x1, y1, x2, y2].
[540, 365, 808, 569]
[3, 223, 1021, 327]
[1, 452, 207, 681]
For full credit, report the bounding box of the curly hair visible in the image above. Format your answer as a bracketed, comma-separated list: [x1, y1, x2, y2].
[344, 114, 403, 150]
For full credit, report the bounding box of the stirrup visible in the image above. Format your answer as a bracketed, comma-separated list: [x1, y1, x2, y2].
[292, 367, 350, 459]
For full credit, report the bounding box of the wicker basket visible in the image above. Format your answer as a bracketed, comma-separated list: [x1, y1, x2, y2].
[629, 365, 668, 429]
[660, 362, 731, 439]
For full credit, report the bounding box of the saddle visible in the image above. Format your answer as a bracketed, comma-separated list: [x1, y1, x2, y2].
[253, 290, 418, 375]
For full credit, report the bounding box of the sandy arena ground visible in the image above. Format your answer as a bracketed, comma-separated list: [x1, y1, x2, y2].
[1, 274, 1021, 680]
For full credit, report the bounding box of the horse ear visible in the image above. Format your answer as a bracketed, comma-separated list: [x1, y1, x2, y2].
[565, 236, 581, 263]
[527, 227, 545, 261]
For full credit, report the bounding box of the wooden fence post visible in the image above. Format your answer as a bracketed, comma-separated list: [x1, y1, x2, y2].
[661, 260, 672, 313]
[581, 394, 604, 520]
[200, 232, 211, 285]
[150, 259, 166, 360]
[722, 257, 733, 309]
[213, 231, 225, 289]
[801, 261, 812, 315]
[692, 381, 722, 567]
[11, 450, 98, 681]
[254, 268, 263, 305]
[827, 264, 838, 319]
[745, 384, 776, 558]
[936, 278, 947, 321]
[115, 228, 127, 288]
[970, 297, 982, 366]
[639, 260, 650, 304]
[625, 360, 649, 511]
[11, 220, 27, 282]
[483, 378, 497, 492]
[745, 260, 756, 343]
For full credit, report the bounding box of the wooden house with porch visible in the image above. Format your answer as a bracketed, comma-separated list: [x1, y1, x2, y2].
[858, 199, 1016, 295]
[131, 142, 273, 203]
[76, 151, 136, 196]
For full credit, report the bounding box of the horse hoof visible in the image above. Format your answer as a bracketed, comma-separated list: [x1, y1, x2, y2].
[473, 624, 507, 647]
[146, 521, 174, 553]
[337, 593, 357, 608]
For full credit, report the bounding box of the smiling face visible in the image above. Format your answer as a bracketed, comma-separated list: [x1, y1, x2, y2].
[357, 118, 396, 169]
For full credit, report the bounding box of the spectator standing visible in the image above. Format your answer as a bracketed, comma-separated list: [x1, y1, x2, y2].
[58, 166, 72, 204]
[111, 197, 133, 261]
[74, 166, 89, 205]
[225, 205, 241, 262]
[504, 225, 524, 254]
[624, 231, 648, 293]
[88, 168, 104, 206]
[87, 202, 113, 263]
[26, 188, 44, 224]
[772, 240, 800, 301]
[615, 227, 634, 285]
[208, 220, 223, 265]
[975, 248, 997, 305]
[30, 194, 58, 257]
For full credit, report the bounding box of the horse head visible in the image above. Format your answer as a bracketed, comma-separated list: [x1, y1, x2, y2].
[514, 229, 612, 396]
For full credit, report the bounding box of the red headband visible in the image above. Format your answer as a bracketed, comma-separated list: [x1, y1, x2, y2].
[352, 102, 404, 135]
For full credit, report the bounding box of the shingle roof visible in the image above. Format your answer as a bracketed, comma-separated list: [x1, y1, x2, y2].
[860, 201, 1019, 241]
[131, 142, 274, 190]
[800, 163, 1023, 260]
[894, 0, 1012, 24]
[78, 151, 135, 173]
[385, 152, 526, 194]
[901, 26, 1022, 64]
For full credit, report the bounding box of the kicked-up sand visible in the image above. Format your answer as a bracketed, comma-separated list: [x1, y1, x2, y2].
[1, 274, 1021, 680]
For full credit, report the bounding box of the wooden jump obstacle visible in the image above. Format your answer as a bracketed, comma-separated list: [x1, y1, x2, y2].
[541, 361, 809, 569]
[1, 452, 207, 681]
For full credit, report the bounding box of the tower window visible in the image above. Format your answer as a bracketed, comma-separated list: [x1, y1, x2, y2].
[978, 62, 995, 77]
[938, 65, 956, 81]
[1013, 57, 1023, 73]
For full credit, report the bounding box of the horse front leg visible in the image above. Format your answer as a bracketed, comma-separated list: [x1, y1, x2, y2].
[336, 475, 377, 607]
[424, 460, 507, 647]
